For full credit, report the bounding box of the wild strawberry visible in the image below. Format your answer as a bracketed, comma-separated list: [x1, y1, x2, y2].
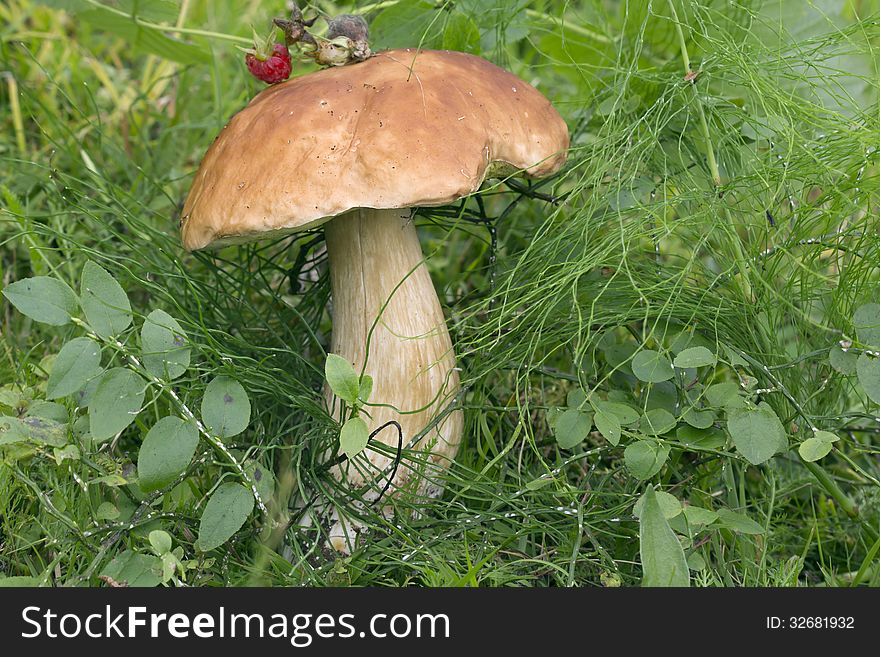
[245, 43, 292, 84]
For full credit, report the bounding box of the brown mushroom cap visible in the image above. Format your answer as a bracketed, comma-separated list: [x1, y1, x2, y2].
[181, 48, 569, 251]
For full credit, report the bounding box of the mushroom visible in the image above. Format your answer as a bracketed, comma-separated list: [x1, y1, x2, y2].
[181, 48, 569, 551]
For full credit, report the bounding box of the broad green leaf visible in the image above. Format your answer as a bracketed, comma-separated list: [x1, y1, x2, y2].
[829, 344, 858, 374]
[370, 0, 441, 50]
[716, 508, 765, 534]
[673, 346, 717, 369]
[443, 12, 481, 53]
[245, 460, 275, 502]
[853, 303, 880, 346]
[2, 276, 77, 325]
[798, 437, 833, 462]
[555, 409, 592, 449]
[682, 407, 715, 429]
[325, 354, 360, 404]
[675, 425, 727, 449]
[705, 382, 744, 408]
[593, 400, 640, 425]
[638, 486, 690, 587]
[682, 505, 718, 526]
[726, 403, 788, 465]
[624, 440, 670, 480]
[137, 416, 199, 493]
[149, 530, 173, 555]
[47, 337, 102, 399]
[25, 400, 67, 423]
[89, 367, 146, 442]
[53, 444, 81, 464]
[856, 353, 880, 404]
[99, 550, 161, 587]
[201, 376, 250, 438]
[634, 490, 682, 519]
[813, 430, 839, 443]
[96, 501, 119, 520]
[640, 408, 677, 435]
[593, 408, 621, 445]
[80, 261, 132, 338]
[141, 309, 190, 380]
[631, 350, 674, 383]
[78, 5, 211, 65]
[566, 387, 587, 409]
[197, 483, 254, 551]
[339, 416, 370, 458]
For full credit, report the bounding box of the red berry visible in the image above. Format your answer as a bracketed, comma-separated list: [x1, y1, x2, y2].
[246, 43, 292, 84]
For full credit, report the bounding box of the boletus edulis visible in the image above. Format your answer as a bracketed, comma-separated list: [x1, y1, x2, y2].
[181, 48, 569, 552]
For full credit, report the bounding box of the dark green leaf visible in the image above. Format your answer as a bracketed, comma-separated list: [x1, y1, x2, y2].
[639, 486, 689, 587]
[197, 483, 254, 551]
[640, 408, 677, 435]
[201, 376, 250, 438]
[80, 261, 132, 338]
[632, 350, 675, 383]
[555, 409, 592, 449]
[137, 416, 199, 493]
[625, 440, 670, 479]
[99, 550, 161, 587]
[726, 403, 788, 465]
[854, 303, 880, 347]
[593, 408, 621, 445]
[47, 337, 102, 400]
[89, 367, 146, 441]
[829, 344, 858, 374]
[593, 400, 640, 425]
[673, 346, 717, 369]
[442, 12, 481, 53]
[716, 508, 765, 534]
[141, 309, 190, 380]
[856, 353, 880, 404]
[2, 276, 77, 325]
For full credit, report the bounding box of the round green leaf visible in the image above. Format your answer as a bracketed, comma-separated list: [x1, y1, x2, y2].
[99, 550, 161, 587]
[673, 346, 717, 369]
[624, 440, 670, 480]
[798, 437, 833, 462]
[726, 403, 788, 465]
[705, 382, 744, 408]
[141, 309, 190, 380]
[2, 276, 77, 326]
[682, 407, 715, 429]
[137, 416, 199, 493]
[555, 409, 592, 449]
[89, 368, 146, 442]
[640, 408, 677, 435]
[47, 337, 102, 400]
[856, 353, 880, 404]
[325, 353, 360, 404]
[593, 408, 621, 446]
[675, 425, 727, 449]
[593, 400, 640, 425]
[631, 350, 675, 383]
[340, 416, 369, 458]
[201, 376, 250, 438]
[80, 261, 132, 338]
[829, 344, 858, 375]
[854, 303, 880, 347]
[197, 482, 254, 551]
[149, 530, 173, 555]
[813, 430, 840, 443]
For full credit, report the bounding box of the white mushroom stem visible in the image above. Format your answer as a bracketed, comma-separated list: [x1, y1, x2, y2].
[323, 208, 463, 550]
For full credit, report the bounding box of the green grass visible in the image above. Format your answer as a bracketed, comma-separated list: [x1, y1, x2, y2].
[1, 0, 879, 587]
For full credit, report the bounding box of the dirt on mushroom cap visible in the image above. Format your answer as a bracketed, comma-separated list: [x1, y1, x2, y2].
[180, 48, 569, 251]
